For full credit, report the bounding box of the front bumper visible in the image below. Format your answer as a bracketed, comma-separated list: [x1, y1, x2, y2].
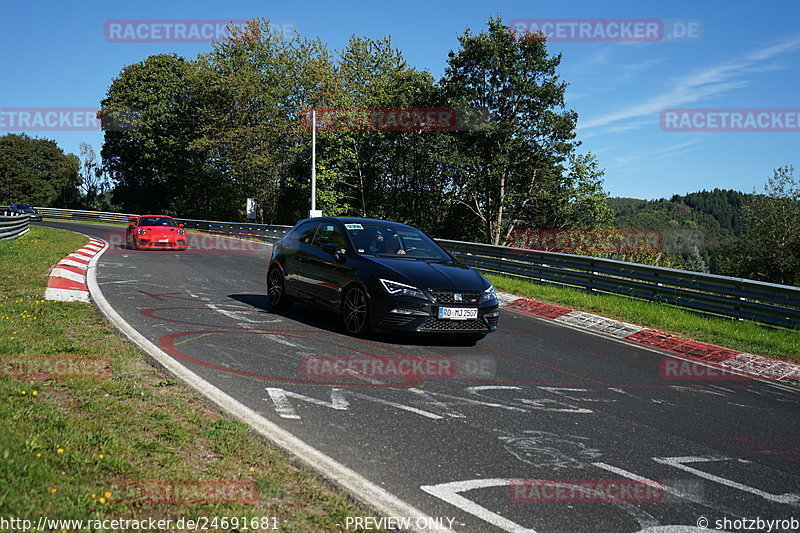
[370, 293, 499, 335]
[136, 238, 186, 250]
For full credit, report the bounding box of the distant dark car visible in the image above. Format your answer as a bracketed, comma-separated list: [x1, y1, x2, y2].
[267, 217, 499, 341]
[6, 204, 42, 221]
[126, 215, 187, 250]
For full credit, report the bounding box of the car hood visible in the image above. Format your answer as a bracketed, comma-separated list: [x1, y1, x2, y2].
[140, 226, 180, 235]
[364, 256, 487, 290]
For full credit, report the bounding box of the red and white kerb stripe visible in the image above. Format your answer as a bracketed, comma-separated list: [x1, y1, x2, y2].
[44, 238, 105, 302]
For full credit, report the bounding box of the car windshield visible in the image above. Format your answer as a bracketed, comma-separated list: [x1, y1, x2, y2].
[138, 217, 177, 227]
[344, 222, 451, 261]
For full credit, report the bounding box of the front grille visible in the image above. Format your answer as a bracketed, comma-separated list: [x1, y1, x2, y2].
[418, 318, 488, 332]
[429, 290, 481, 304]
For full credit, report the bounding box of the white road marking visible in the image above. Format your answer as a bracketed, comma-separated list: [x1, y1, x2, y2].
[652, 455, 800, 506]
[466, 385, 592, 413]
[538, 386, 616, 402]
[346, 391, 444, 419]
[516, 398, 593, 413]
[407, 388, 466, 418]
[265, 335, 301, 348]
[667, 385, 727, 396]
[265, 387, 443, 420]
[266, 388, 349, 419]
[421, 478, 537, 533]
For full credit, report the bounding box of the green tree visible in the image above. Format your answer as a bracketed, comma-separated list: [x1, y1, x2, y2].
[563, 152, 613, 229]
[0, 133, 80, 206]
[194, 20, 338, 223]
[100, 53, 213, 216]
[441, 16, 579, 244]
[718, 166, 800, 285]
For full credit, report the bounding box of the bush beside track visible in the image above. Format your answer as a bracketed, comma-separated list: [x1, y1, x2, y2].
[0, 225, 376, 531]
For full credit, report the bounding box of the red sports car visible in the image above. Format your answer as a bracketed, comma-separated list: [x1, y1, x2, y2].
[126, 215, 187, 251]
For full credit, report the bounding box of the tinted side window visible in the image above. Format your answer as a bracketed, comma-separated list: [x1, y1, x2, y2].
[289, 221, 320, 244]
[313, 224, 346, 250]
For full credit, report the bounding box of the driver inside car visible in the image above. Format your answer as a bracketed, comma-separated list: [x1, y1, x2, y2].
[381, 233, 406, 255]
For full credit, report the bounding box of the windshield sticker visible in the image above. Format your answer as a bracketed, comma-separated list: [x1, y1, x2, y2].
[345, 223, 364, 230]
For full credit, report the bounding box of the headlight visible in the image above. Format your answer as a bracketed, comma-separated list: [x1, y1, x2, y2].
[379, 279, 427, 300]
[137, 228, 146, 235]
[479, 284, 497, 303]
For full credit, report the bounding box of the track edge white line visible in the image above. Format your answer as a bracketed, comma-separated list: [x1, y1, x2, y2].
[83, 234, 447, 532]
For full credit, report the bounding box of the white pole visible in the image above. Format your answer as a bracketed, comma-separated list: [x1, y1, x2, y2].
[311, 109, 317, 213]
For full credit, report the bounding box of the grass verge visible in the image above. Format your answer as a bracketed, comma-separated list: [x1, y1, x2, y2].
[0, 225, 376, 531]
[487, 274, 800, 363]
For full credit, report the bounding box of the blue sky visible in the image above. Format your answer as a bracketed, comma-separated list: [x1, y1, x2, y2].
[1, 0, 798, 199]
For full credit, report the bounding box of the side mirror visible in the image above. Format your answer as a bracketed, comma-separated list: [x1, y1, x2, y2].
[179, 223, 185, 228]
[128, 223, 135, 228]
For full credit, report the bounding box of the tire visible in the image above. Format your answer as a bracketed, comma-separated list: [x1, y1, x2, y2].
[342, 285, 371, 337]
[267, 267, 293, 310]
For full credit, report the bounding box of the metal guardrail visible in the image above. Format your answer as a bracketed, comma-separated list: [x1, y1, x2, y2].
[15, 206, 800, 328]
[438, 239, 800, 329]
[32, 206, 133, 224]
[172, 217, 291, 244]
[11, 207, 293, 243]
[0, 215, 30, 240]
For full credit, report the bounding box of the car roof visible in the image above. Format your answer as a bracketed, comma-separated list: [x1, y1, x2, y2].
[297, 217, 412, 229]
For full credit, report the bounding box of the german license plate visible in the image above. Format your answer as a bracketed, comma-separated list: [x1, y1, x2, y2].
[159, 239, 170, 242]
[438, 307, 478, 320]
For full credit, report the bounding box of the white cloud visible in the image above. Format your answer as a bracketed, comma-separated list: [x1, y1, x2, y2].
[578, 33, 800, 132]
[610, 141, 701, 166]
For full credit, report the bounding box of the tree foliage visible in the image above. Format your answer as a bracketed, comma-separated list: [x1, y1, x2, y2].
[0, 133, 80, 206]
[97, 16, 614, 239]
[716, 166, 800, 285]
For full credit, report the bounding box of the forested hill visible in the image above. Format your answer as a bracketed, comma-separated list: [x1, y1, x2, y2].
[609, 188, 751, 243]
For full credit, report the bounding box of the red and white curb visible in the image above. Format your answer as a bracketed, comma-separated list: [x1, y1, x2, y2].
[45, 238, 106, 302]
[499, 293, 800, 384]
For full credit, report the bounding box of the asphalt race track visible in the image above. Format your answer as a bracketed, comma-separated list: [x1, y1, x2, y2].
[39, 220, 800, 533]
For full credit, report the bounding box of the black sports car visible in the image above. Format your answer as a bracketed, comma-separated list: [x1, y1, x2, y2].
[6, 204, 42, 221]
[267, 217, 499, 340]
